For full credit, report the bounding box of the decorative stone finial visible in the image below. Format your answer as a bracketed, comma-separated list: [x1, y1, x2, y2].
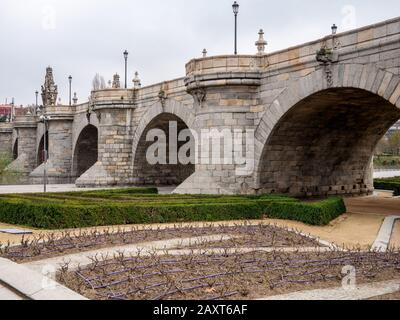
[202, 49, 207, 58]
[41, 66, 58, 106]
[112, 73, 121, 88]
[255, 29, 267, 55]
[133, 71, 141, 89]
[73, 92, 78, 105]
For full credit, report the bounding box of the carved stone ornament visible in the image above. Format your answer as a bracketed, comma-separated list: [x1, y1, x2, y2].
[41, 66, 58, 106]
[192, 88, 206, 107]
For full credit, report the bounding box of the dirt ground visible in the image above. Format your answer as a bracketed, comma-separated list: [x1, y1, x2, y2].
[58, 251, 400, 300]
[1, 225, 321, 263]
[1, 195, 399, 249]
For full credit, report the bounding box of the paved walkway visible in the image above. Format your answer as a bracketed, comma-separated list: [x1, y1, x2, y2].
[0, 184, 175, 195]
[0, 283, 24, 300]
[260, 279, 400, 300]
[374, 170, 400, 179]
[371, 216, 400, 252]
[0, 258, 86, 300]
[0, 184, 99, 194]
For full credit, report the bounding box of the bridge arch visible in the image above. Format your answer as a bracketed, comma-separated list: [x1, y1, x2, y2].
[254, 64, 400, 197]
[12, 138, 18, 160]
[72, 124, 99, 178]
[132, 100, 195, 185]
[36, 131, 49, 166]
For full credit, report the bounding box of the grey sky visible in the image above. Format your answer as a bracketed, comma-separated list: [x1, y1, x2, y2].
[1, 0, 399, 106]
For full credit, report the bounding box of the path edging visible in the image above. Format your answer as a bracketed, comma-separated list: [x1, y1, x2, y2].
[0, 257, 87, 300]
[371, 216, 400, 252]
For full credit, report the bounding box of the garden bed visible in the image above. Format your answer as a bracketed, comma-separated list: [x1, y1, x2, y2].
[57, 250, 400, 300]
[0, 224, 322, 263]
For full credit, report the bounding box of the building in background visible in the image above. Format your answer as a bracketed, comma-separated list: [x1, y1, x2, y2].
[0, 104, 28, 122]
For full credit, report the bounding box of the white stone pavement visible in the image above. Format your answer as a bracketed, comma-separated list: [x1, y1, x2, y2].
[260, 279, 400, 300]
[371, 216, 400, 252]
[373, 170, 400, 179]
[0, 184, 175, 195]
[0, 258, 86, 300]
[0, 283, 24, 300]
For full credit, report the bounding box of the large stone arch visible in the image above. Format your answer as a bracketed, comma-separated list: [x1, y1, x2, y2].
[131, 99, 196, 185]
[254, 63, 400, 197]
[72, 124, 99, 179]
[36, 131, 49, 166]
[12, 138, 18, 160]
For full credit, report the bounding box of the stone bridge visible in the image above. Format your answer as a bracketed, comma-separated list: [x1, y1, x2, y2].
[1, 17, 400, 197]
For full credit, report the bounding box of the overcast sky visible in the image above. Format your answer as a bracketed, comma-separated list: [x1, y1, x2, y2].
[1, 0, 399, 106]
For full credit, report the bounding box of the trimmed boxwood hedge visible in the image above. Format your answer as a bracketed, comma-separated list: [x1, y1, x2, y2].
[374, 177, 400, 196]
[0, 188, 346, 229]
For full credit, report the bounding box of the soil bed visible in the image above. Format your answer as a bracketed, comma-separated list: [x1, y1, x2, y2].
[0, 224, 320, 263]
[58, 250, 400, 300]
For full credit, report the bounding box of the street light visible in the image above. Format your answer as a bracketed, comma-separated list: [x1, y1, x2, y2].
[35, 91, 39, 107]
[232, 1, 239, 55]
[11, 97, 14, 122]
[38, 112, 51, 193]
[68, 75, 72, 106]
[331, 24, 338, 35]
[123, 50, 129, 89]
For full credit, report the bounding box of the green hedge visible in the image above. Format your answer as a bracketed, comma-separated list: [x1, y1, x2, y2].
[374, 177, 400, 196]
[263, 198, 346, 226]
[0, 188, 346, 229]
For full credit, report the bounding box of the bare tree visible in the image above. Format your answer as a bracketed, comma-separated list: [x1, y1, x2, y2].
[388, 131, 400, 156]
[92, 73, 106, 91]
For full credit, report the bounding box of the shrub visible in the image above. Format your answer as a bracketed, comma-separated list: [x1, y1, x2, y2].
[0, 189, 346, 229]
[263, 198, 346, 226]
[374, 177, 400, 196]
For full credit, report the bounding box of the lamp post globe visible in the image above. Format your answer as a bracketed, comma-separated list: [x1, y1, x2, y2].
[331, 24, 338, 35]
[232, 1, 239, 14]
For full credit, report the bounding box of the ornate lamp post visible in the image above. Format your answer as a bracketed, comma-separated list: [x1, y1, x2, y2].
[123, 50, 129, 89]
[331, 24, 338, 35]
[37, 107, 51, 193]
[10, 98, 15, 122]
[232, 1, 239, 55]
[35, 91, 39, 109]
[68, 75, 72, 106]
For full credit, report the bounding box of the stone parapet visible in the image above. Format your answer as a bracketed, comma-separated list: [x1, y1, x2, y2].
[186, 55, 268, 76]
[0, 123, 13, 155]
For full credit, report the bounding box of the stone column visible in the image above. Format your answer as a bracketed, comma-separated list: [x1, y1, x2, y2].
[29, 115, 74, 184]
[76, 89, 135, 187]
[6, 116, 37, 182]
[174, 55, 265, 194]
[0, 124, 13, 155]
